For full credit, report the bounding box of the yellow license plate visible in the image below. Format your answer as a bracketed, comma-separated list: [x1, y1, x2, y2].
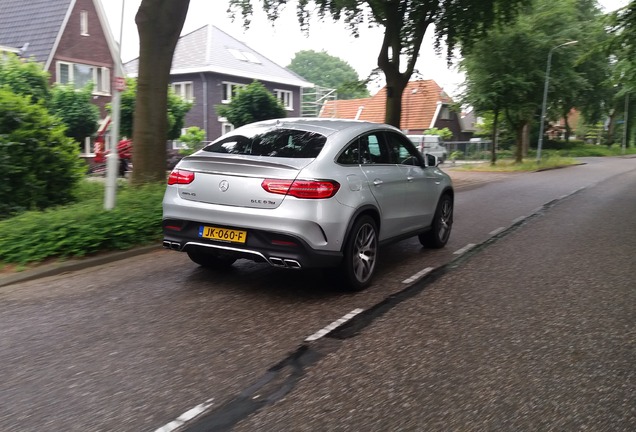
[199, 226, 247, 243]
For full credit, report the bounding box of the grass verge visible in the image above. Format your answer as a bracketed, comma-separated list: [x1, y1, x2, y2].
[452, 155, 581, 172]
[0, 180, 165, 269]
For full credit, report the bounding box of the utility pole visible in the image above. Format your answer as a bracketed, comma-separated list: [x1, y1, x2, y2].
[104, 0, 126, 210]
[536, 40, 578, 162]
[622, 93, 629, 155]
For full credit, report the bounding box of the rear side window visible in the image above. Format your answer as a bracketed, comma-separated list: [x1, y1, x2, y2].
[337, 133, 392, 165]
[203, 129, 326, 158]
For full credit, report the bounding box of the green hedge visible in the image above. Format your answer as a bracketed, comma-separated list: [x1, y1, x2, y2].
[0, 88, 85, 218]
[0, 182, 165, 265]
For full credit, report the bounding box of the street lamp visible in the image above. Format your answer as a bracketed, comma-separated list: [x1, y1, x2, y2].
[536, 40, 578, 161]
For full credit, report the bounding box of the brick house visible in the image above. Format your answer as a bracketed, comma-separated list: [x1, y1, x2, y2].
[0, 0, 121, 154]
[319, 80, 470, 140]
[125, 24, 314, 145]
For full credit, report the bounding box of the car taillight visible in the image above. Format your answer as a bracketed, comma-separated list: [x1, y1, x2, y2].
[168, 169, 195, 185]
[261, 179, 340, 199]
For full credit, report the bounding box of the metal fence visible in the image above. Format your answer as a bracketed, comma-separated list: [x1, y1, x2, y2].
[444, 140, 493, 161]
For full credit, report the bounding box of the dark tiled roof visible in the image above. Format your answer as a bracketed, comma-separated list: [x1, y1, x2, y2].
[125, 25, 312, 88]
[320, 80, 452, 130]
[0, 0, 73, 65]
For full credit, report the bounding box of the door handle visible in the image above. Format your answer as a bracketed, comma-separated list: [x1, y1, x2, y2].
[373, 179, 383, 186]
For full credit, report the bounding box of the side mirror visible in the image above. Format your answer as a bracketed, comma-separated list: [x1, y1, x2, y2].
[426, 154, 439, 167]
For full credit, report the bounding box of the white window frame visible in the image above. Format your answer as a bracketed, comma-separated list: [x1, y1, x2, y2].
[221, 82, 245, 104]
[80, 10, 89, 36]
[218, 117, 234, 135]
[56, 61, 111, 95]
[222, 122, 234, 135]
[275, 89, 293, 110]
[172, 81, 194, 101]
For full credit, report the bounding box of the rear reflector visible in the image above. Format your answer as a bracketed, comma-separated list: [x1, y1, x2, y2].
[168, 169, 195, 185]
[262, 179, 340, 199]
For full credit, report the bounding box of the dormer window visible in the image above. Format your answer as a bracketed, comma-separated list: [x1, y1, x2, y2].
[227, 48, 261, 64]
[440, 105, 451, 120]
[80, 10, 89, 36]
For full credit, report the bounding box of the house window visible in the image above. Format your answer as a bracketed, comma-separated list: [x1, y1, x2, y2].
[95, 67, 110, 94]
[227, 48, 261, 64]
[172, 81, 194, 101]
[218, 117, 234, 135]
[56, 61, 111, 95]
[440, 105, 451, 120]
[222, 82, 244, 103]
[80, 10, 89, 36]
[222, 122, 234, 135]
[275, 89, 293, 110]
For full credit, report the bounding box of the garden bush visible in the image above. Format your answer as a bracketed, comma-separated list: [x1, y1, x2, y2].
[0, 88, 86, 218]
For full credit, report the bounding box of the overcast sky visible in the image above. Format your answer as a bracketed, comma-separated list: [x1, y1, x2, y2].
[101, 0, 629, 97]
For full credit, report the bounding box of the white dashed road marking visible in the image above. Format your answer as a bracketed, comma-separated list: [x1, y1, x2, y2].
[305, 308, 364, 342]
[512, 216, 526, 224]
[402, 267, 435, 284]
[453, 243, 476, 255]
[154, 399, 215, 432]
[489, 227, 506, 236]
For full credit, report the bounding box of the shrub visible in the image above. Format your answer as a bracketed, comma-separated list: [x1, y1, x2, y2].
[0, 89, 86, 218]
[49, 83, 100, 144]
[178, 126, 206, 156]
[216, 80, 286, 128]
[0, 182, 164, 265]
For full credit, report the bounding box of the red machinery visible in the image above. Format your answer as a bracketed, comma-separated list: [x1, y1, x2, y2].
[93, 116, 132, 176]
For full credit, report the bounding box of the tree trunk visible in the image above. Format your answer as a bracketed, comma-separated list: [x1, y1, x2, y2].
[606, 110, 616, 145]
[490, 109, 499, 165]
[374, 3, 431, 128]
[514, 122, 525, 163]
[521, 122, 529, 158]
[132, 0, 190, 185]
[383, 72, 409, 128]
[563, 109, 571, 141]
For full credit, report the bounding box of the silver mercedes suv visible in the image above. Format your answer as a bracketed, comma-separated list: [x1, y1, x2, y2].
[163, 118, 454, 290]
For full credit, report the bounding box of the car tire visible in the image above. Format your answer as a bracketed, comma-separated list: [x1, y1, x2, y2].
[419, 194, 453, 248]
[340, 215, 378, 291]
[187, 249, 236, 269]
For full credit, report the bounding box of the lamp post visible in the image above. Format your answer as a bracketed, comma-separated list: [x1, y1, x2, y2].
[536, 40, 578, 162]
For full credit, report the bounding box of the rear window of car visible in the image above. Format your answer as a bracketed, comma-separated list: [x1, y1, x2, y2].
[203, 129, 327, 158]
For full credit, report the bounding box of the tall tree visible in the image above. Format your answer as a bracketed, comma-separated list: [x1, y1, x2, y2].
[132, 0, 190, 185]
[461, 0, 605, 162]
[229, 0, 528, 128]
[287, 50, 370, 99]
[605, 2, 636, 146]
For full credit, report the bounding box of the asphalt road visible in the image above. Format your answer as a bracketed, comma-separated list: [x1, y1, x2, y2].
[0, 157, 634, 431]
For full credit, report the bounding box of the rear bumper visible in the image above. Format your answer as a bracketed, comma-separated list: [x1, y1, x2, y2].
[163, 219, 343, 269]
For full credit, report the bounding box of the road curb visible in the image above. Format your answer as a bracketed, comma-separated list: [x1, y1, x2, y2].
[0, 244, 162, 288]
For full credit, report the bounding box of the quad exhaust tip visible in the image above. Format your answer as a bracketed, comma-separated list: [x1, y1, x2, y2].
[269, 257, 302, 269]
[163, 241, 182, 251]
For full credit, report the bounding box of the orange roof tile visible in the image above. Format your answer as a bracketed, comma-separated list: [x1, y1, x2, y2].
[319, 80, 453, 130]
